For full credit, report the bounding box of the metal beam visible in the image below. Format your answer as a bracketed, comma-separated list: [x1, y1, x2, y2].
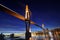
[0, 4, 44, 30]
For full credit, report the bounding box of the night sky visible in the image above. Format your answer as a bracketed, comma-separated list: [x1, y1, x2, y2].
[0, 0, 60, 33]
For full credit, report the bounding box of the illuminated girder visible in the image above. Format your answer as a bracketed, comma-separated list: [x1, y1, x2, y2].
[0, 4, 45, 30]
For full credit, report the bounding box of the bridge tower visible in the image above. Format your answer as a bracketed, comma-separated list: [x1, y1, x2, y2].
[25, 5, 31, 40]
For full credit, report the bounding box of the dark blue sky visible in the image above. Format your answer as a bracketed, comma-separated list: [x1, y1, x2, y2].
[0, 0, 60, 33]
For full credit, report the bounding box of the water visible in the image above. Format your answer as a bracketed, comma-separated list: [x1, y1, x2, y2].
[3, 35, 59, 40]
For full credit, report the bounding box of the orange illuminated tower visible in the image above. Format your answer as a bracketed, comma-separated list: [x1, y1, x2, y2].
[25, 5, 31, 40]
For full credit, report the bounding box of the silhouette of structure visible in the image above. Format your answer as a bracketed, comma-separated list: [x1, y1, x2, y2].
[10, 33, 14, 40]
[0, 33, 5, 40]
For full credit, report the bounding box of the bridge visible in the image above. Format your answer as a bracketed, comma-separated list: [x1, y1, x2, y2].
[1, 4, 59, 40]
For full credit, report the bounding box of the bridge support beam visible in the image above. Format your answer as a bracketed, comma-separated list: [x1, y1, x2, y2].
[25, 20, 31, 40]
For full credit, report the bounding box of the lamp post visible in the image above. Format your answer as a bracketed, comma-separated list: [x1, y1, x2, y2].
[25, 5, 31, 40]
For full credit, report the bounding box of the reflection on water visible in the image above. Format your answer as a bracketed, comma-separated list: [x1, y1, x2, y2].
[1, 37, 60, 40]
[4, 36, 59, 40]
[0, 33, 60, 40]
